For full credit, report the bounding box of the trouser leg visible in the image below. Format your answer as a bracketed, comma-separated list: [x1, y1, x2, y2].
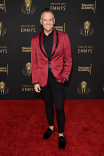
[41, 84, 54, 126]
[47, 71, 65, 133]
[51, 83, 65, 133]
[40, 70, 65, 133]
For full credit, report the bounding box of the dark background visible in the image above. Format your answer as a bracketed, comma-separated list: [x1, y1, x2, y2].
[0, 0, 104, 100]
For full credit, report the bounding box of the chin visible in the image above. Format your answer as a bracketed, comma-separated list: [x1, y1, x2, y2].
[44, 27, 53, 31]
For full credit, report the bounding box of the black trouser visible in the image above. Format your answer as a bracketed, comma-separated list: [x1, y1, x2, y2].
[40, 70, 65, 133]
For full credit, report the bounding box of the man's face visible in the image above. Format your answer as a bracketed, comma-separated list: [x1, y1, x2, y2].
[40, 12, 55, 32]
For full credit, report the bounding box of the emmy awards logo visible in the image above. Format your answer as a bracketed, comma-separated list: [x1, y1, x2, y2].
[22, 62, 31, 76]
[84, 21, 91, 36]
[21, 0, 36, 15]
[79, 21, 94, 36]
[26, 62, 31, 76]
[77, 81, 90, 94]
[80, 81, 87, 94]
[24, 0, 32, 14]
[0, 0, 6, 13]
[50, 3, 66, 11]
[0, 81, 9, 95]
[78, 46, 93, 54]
[0, 81, 5, 94]
[21, 25, 36, 32]
[0, 22, 6, 36]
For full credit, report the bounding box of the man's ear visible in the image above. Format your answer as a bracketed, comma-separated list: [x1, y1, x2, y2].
[40, 19, 42, 25]
[54, 18, 55, 25]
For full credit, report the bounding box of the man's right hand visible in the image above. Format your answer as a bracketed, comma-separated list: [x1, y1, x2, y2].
[34, 84, 41, 93]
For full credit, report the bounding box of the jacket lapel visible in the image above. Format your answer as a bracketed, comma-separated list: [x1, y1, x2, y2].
[51, 28, 56, 55]
[40, 30, 48, 56]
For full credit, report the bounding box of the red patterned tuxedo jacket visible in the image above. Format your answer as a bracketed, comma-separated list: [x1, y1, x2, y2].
[31, 28, 72, 87]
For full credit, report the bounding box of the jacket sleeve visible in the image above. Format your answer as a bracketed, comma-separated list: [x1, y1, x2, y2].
[31, 37, 38, 84]
[63, 33, 72, 81]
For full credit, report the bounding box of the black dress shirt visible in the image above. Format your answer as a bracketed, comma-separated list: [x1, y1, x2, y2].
[43, 30, 53, 60]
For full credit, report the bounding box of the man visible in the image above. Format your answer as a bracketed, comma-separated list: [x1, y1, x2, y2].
[31, 8, 72, 150]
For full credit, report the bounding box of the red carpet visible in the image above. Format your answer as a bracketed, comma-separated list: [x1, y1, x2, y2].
[0, 100, 104, 156]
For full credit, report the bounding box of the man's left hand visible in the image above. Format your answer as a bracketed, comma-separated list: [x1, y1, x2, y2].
[63, 78, 65, 83]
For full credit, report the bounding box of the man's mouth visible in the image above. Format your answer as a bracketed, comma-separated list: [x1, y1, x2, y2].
[45, 25, 51, 28]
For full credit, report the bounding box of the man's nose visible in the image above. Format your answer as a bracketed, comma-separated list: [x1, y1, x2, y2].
[47, 20, 50, 24]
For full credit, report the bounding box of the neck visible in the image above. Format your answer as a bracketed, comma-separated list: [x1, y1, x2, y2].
[44, 28, 53, 36]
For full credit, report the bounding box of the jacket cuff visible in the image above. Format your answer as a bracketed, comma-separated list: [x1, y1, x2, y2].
[33, 82, 39, 85]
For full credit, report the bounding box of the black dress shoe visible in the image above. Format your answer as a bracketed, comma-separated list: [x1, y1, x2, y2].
[58, 136, 66, 150]
[43, 127, 55, 140]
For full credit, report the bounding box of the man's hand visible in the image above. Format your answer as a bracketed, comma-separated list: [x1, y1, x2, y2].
[63, 78, 65, 83]
[34, 84, 41, 93]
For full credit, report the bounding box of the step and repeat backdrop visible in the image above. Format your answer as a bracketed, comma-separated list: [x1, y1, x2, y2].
[0, 0, 104, 99]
